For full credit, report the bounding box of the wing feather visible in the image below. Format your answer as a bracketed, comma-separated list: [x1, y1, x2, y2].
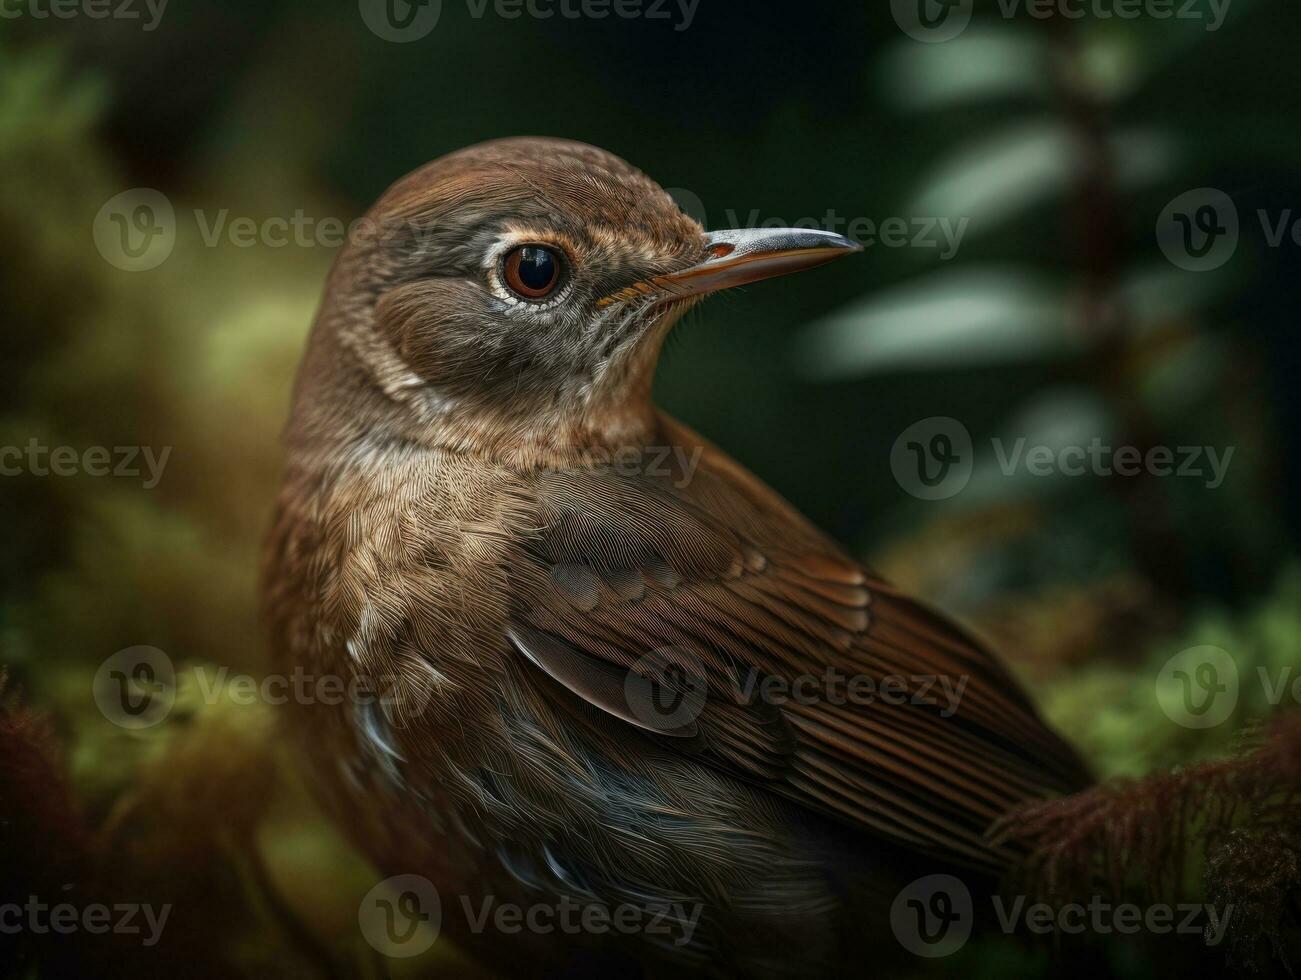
[505, 417, 1089, 872]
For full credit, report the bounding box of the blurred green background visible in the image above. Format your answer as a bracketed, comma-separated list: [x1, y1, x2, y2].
[2, 0, 1299, 976]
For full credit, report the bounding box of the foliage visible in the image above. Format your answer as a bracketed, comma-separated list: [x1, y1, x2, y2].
[1, 5, 1298, 977]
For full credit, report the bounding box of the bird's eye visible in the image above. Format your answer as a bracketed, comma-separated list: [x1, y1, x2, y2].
[502, 245, 563, 301]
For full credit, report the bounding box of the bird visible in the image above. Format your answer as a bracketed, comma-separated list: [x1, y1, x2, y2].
[261, 137, 1090, 978]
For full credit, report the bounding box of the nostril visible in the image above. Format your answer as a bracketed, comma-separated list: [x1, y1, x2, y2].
[708, 243, 735, 260]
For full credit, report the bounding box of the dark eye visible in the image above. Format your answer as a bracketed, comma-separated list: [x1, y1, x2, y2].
[503, 245, 563, 301]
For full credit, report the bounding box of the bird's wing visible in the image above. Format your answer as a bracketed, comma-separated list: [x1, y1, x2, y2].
[504, 416, 1089, 872]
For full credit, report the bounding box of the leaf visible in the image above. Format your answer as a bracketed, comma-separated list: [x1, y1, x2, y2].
[878, 29, 1050, 111]
[909, 122, 1175, 232]
[797, 266, 1074, 377]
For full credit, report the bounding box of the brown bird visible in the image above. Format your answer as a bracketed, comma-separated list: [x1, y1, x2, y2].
[263, 137, 1088, 977]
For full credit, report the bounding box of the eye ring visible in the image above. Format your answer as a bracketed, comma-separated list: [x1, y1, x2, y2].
[502, 244, 565, 301]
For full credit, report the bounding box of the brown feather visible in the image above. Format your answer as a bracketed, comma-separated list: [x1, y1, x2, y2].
[262, 137, 1092, 976]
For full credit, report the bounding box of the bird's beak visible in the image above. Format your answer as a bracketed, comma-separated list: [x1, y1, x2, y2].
[598, 228, 862, 308]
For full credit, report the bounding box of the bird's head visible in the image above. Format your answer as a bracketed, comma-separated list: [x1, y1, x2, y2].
[289, 137, 859, 465]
